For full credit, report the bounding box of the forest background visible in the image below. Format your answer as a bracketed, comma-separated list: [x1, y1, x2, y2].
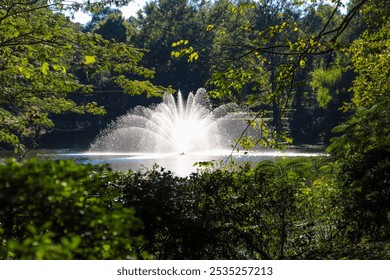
[0, 0, 389, 260]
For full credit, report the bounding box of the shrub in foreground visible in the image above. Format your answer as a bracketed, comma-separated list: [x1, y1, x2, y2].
[0, 156, 388, 259]
[0, 158, 148, 259]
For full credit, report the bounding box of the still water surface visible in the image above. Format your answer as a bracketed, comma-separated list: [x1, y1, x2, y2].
[3, 146, 325, 177]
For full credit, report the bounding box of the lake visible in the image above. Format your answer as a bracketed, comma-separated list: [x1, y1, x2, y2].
[2, 146, 326, 177]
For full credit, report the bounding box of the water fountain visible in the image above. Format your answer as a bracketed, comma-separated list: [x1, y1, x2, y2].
[23, 88, 324, 176]
[90, 88, 254, 154]
[77, 88, 322, 175]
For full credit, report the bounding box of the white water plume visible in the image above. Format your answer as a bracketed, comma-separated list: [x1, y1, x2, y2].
[90, 88, 259, 154]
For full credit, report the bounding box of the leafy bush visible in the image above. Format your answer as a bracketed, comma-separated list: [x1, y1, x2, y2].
[114, 158, 340, 259]
[114, 156, 388, 259]
[0, 158, 148, 259]
[335, 146, 390, 259]
[326, 100, 390, 258]
[1, 156, 387, 260]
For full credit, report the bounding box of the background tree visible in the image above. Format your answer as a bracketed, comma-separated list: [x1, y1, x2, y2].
[194, 0, 371, 147]
[129, 0, 214, 93]
[290, 3, 358, 144]
[84, 7, 122, 32]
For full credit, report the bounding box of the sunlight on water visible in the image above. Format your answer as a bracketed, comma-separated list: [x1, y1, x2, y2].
[52, 149, 324, 177]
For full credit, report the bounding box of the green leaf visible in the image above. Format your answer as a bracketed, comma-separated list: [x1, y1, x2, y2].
[52, 64, 67, 74]
[84, 55, 96, 65]
[188, 52, 199, 62]
[331, 124, 349, 134]
[41, 62, 49, 75]
[206, 24, 215, 31]
[18, 66, 31, 79]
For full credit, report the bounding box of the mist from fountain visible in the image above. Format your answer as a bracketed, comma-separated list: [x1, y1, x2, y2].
[90, 88, 258, 154]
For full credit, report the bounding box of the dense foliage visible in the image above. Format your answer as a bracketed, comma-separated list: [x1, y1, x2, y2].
[0, 159, 148, 259]
[0, 0, 167, 152]
[0, 157, 388, 259]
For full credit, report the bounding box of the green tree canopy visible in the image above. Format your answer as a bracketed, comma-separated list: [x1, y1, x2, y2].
[129, 0, 214, 92]
[0, 0, 166, 151]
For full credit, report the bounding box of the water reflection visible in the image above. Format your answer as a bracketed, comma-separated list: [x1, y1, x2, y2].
[23, 148, 324, 177]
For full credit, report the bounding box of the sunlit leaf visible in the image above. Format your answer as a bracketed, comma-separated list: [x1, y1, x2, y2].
[41, 62, 49, 75]
[84, 55, 96, 65]
[206, 24, 215, 31]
